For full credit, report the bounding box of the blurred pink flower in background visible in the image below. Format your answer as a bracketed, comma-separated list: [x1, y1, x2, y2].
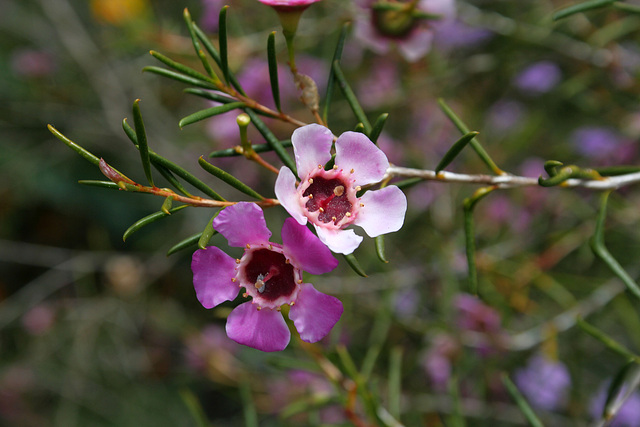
[354, 0, 456, 62]
[513, 60, 562, 95]
[10, 49, 56, 78]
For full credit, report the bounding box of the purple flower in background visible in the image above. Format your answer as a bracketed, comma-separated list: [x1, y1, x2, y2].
[570, 126, 637, 165]
[434, 19, 493, 51]
[422, 334, 460, 391]
[275, 124, 407, 254]
[591, 383, 640, 427]
[454, 293, 504, 355]
[514, 354, 571, 411]
[486, 99, 526, 133]
[199, 0, 225, 32]
[354, 0, 456, 62]
[11, 49, 56, 78]
[356, 58, 401, 108]
[191, 202, 342, 352]
[513, 61, 562, 95]
[455, 294, 501, 333]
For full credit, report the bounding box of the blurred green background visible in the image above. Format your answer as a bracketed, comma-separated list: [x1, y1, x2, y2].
[3, 0, 640, 425]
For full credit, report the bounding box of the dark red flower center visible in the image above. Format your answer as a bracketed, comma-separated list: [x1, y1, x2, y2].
[244, 249, 296, 302]
[303, 176, 353, 225]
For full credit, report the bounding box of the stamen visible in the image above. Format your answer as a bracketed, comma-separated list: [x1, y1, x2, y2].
[256, 306, 262, 311]
[333, 185, 345, 196]
[309, 178, 314, 184]
[297, 280, 303, 284]
[346, 212, 351, 217]
[333, 165, 338, 170]
[246, 243, 251, 249]
[285, 259, 290, 264]
[350, 168, 355, 174]
[268, 244, 273, 250]
[243, 292, 248, 298]
[319, 207, 325, 212]
[290, 301, 295, 306]
[308, 194, 313, 199]
[332, 216, 337, 221]
[235, 259, 241, 264]
[360, 203, 365, 207]
[318, 164, 323, 169]
[231, 278, 237, 282]
[355, 186, 361, 191]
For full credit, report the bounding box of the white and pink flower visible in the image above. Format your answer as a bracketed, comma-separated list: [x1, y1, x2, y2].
[275, 124, 407, 255]
[191, 202, 342, 352]
[354, 0, 456, 62]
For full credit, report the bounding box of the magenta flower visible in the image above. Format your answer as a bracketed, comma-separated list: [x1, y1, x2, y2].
[354, 0, 456, 62]
[274, 124, 407, 255]
[191, 202, 342, 352]
[258, 0, 322, 8]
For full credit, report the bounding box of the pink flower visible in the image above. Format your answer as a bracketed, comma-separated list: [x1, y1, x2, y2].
[354, 0, 456, 62]
[257, 0, 322, 9]
[274, 124, 407, 254]
[191, 202, 342, 352]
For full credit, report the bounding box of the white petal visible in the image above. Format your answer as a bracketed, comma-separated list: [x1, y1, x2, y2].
[354, 186, 407, 237]
[315, 225, 363, 255]
[274, 166, 307, 225]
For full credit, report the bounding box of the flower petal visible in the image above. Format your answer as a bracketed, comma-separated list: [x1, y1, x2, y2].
[225, 302, 290, 352]
[354, 186, 407, 237]
[290, 283, 343, 343]
[292, 124, 334, 178]
[315, 225, 363, 255]
[212, 202, 271, 247]
[281, 218, 338, 274]
[275, 166, 307, 225]
[335, 131, 389, 186]
[191, 247, 238, 309]
[397, 30, 433, 63]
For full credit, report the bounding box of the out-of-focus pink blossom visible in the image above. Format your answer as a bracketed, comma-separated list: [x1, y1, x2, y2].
[354, 0, 456, 62]
[514, 354, 571, 411]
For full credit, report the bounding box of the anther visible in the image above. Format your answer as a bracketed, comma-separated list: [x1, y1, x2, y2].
[308, 194, 314, 199]
[268, 244, 273, 250]
[333, 165, 338, 170]
[319, 207, 324, 212]
[308, 178, 314, 184]
[276, 307, 281, 312]
[360, 203, 365, 207]
[231, 278, 237, 282]
[246, 243, 251, 249]
[243, 292, 249, 298]
[235, 259, 241, 264]
[290, 301, 295, 306]
[350, 168, 354, 174]
[346, 212, 352, 217]
[333, 185, 345, 196]
[285, 259, 290, 264]
[332, 216, 337, 221]
[318, 164, 323, 169]
[355, 186, 361, 191]
[297, 280, 303, 284]
[256, 306, 262, 311]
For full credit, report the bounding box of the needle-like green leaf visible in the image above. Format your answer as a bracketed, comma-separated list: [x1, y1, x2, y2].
[323, 22, 350, 124]
[218, 6, 230, 84]
[198, 157, 264, 200]
[332, 61, 371, 134]
[500, 373, 544, 427]
[369, 113, 388, 144]
[132, 99, 154, 187]
[167, 232, 203, 256]
[48, 124, 100, 166]
[437, 98, 503, 175]
[122, 119, 226, 201]
[178, 102, 245, 128]
[435, 131, 479, 174]
[590, 191, 640, 300]
[553, 0, 616, 21]
[123, 205, 189, 241]
[267, 32, 281, 112]
[343, 253, 367, 277]
[243, 109, 297, 175]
